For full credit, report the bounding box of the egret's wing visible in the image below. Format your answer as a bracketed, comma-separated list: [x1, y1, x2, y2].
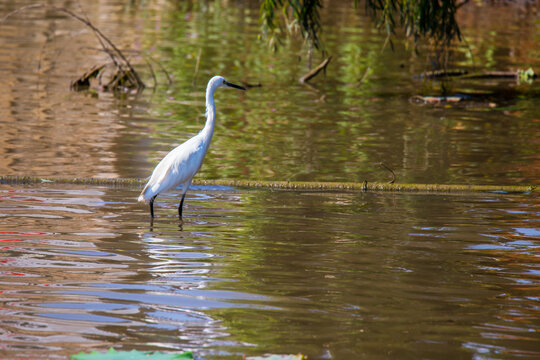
[138, 135, 206, 202]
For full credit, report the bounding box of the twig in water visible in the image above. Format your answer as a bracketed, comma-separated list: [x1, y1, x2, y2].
[1, 3, 145, 92]
[0, 3, 42, 22]
[96, 47, 173, 88]
[141, 56, 158, 88]
[147, 56, 173, 86]
[379, 162, 396, 184]
[299, 56, 332, 83]
[360, 66, 371, 83]
[53, 5, 143, 88]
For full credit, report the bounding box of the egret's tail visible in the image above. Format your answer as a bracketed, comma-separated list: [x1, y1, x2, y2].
[138, 184, 153, 204]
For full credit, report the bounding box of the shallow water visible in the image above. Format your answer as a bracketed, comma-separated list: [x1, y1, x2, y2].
[1, 184, 539, 359]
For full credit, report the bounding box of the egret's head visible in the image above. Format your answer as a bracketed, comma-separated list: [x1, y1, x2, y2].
[209, 75, 246, 91]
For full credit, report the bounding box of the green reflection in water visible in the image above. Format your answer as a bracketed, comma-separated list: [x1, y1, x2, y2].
[126, 1, 539, 186]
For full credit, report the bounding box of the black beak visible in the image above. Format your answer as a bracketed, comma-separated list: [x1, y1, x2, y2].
[225, 81, 246, 90]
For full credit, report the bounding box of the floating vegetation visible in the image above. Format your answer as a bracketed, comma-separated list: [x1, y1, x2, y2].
[0, 176, 534, 195]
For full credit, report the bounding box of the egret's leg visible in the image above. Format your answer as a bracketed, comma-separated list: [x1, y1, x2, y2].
[178, 193, 187, 218]
[149, 195, 157, 218]
[178, 180, 192, 219]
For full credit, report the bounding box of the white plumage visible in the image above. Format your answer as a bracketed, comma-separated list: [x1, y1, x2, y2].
[138, 75, 245, 218]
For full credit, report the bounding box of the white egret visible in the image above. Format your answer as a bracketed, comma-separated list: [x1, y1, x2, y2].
[138, 75, 245, 218]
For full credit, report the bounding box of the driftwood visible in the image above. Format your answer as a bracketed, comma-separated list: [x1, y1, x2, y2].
[299, 56, 332, 83]
[70, 64, 105, 90]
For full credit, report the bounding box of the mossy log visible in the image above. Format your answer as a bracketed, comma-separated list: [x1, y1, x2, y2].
[0, 176, 534, 194]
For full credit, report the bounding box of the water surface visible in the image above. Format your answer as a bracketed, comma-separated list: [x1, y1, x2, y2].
[0, 0, 538, 184]
[1, 184, 539, 359]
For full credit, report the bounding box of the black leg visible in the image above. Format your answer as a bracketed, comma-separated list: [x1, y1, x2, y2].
[178, 193, 186, 218]
[149, 195, 157, 218]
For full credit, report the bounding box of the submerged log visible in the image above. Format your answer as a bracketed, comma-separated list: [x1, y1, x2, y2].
[462, 70, 536, 80]
[417, 69, 536, 81]
[0, 176, 534, 194]
[418, 69, 468, 79]
[411, 95, 467, 104]
[462, 71, 519, 79]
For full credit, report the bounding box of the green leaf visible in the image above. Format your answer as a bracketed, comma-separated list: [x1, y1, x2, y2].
[247, 355, 306, 360]
[517, 67, 536, 83]
[71, 348, 193, 360]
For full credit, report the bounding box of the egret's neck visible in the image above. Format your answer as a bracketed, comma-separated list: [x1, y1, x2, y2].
[202, 87, 216, 141]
